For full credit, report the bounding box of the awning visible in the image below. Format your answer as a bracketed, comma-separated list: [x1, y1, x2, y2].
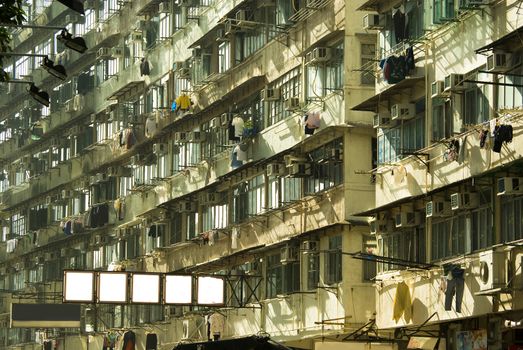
[407, 337, 440, 350]
[357, 0, 395, 12]
[107, 81, 146, 101]
[173, 335, 293, 350]
[475, 25, 523, 54]
[351, 77, 425, 112]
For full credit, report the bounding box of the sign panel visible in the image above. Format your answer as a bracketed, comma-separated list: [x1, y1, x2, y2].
[63, 271, 94, 302]
[11, 304, 81, 328]
[164, 275, 192, 304]
[98, 272, 128, 303]
[197, 276, 225, 306]
[131, 274, 160, 304]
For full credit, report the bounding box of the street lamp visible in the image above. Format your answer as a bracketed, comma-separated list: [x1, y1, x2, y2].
[28, 83, 50, 107]
[56, 0, 86, 15]
[0, 24, 89, 54]
[41, 56, 67, 80]
[0, 80, 50, 107]
[56, 29, 88, 54]
[0, 53, 68, 81]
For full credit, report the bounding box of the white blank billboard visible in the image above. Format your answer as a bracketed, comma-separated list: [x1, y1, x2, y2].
[131, 274, 160, 303]
[98, 272, 127, 303]
[63, 271, 94, 302]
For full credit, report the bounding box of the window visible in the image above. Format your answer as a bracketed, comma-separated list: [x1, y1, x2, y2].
[169, 212, 183, 244]
[325, 235, 342, 284]
[326, 43, 344, 91]
[202, 201, 228, 232]
[379, 227, 425, 272]
[501, 194, 523, 243]
[432, 98, 452, 141]
[159, 13, 172, 39]
[232, 176, 266, 223]
[305, 139, 344, 194]
[306, 252, 319, 290]
[360, 43, 376, 85]
[432, 214, 469, 261]
[266, 252, 299, 298]
[218, 41, 231, 73]
[96, 58, 119, 83]
[14, 53, 31, 80]
[267, 67, 301, 126]
[379, 1, 425, 58]
[10, 213, 26, 237]
[377, 99, 425, 165]
[186, 212, 198, 240]
[497, 55, 523, 110]
[462, 73, 489, 125]
[471, 188, 494, 250]
[145, 224, 166, 253]
[433, 0, 455, 24]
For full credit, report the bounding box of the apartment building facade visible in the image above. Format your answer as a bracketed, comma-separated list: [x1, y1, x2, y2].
[0, 0, 381, 349]
[352, 0, 523, 348]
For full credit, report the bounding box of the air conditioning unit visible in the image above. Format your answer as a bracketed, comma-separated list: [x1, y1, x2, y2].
[284, 154, 307, 167]
[479, 250, 506, 291]
[131, 31, 143, 42]
[153, 143, 167, 155]
[192, 48, 202, 59]
[220, 113, 231, 127]
[280, 245, 298, 264]
[395, 212, 420, 228]
[391, 103, 415, 120]
[96, 47, 112, 60]
[177, 200, 196, 213]
[266, 163, 285, 177]
[174, 132, 187, 143]
[370, 216, 392, 234]
[497, 177, 523, 196]
[65, 14, 81, 24]
[284, 97, 300, 111]
[301, 240, 319, 254]
[70, 125, 84, 135]
[444, 73, 466, 92]
[373, 114, 393, 128]
[96, 173, 108, 183]
[288, 163, 311, 177]
[431, 80, 446, 98]
[215, 28, 228, 42]
[363, 14, 384, 30]
[186, 131, 206, 143]
[224, 20, 236, 35]
[64, 99, 75, 113]
[459, 0, 491, 9]
[108, 166, 132, 177]
[178, 67, 191, 79]
[450, 192, 479, 210]
[112, 47, 124, 57]
[61, 189, 74, 199]
[84, 0, 95, 9]
[426, 199, 451, 218]
[89, 175, 98, 185]
[306, 47, 332, 64]
[45, 195, 58, 205]
[261, 87, 281, 101]
[487, 52, 512, 73]
[159, 2, 171, 12]
[131, 154, 146, 165]
[235, 9, 249, 22]
[200, 193, 221, 205]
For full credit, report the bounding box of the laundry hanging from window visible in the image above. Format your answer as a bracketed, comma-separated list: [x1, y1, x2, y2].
[444, 264, 465, 313]
[492, 121, 513, 153]
[303, 111, 321, 135]
[140, 58, 151, 76]
[175, 94, 191, 111]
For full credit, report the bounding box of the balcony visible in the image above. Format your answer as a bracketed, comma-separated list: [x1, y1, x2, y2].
[375, 247, 523, 329]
